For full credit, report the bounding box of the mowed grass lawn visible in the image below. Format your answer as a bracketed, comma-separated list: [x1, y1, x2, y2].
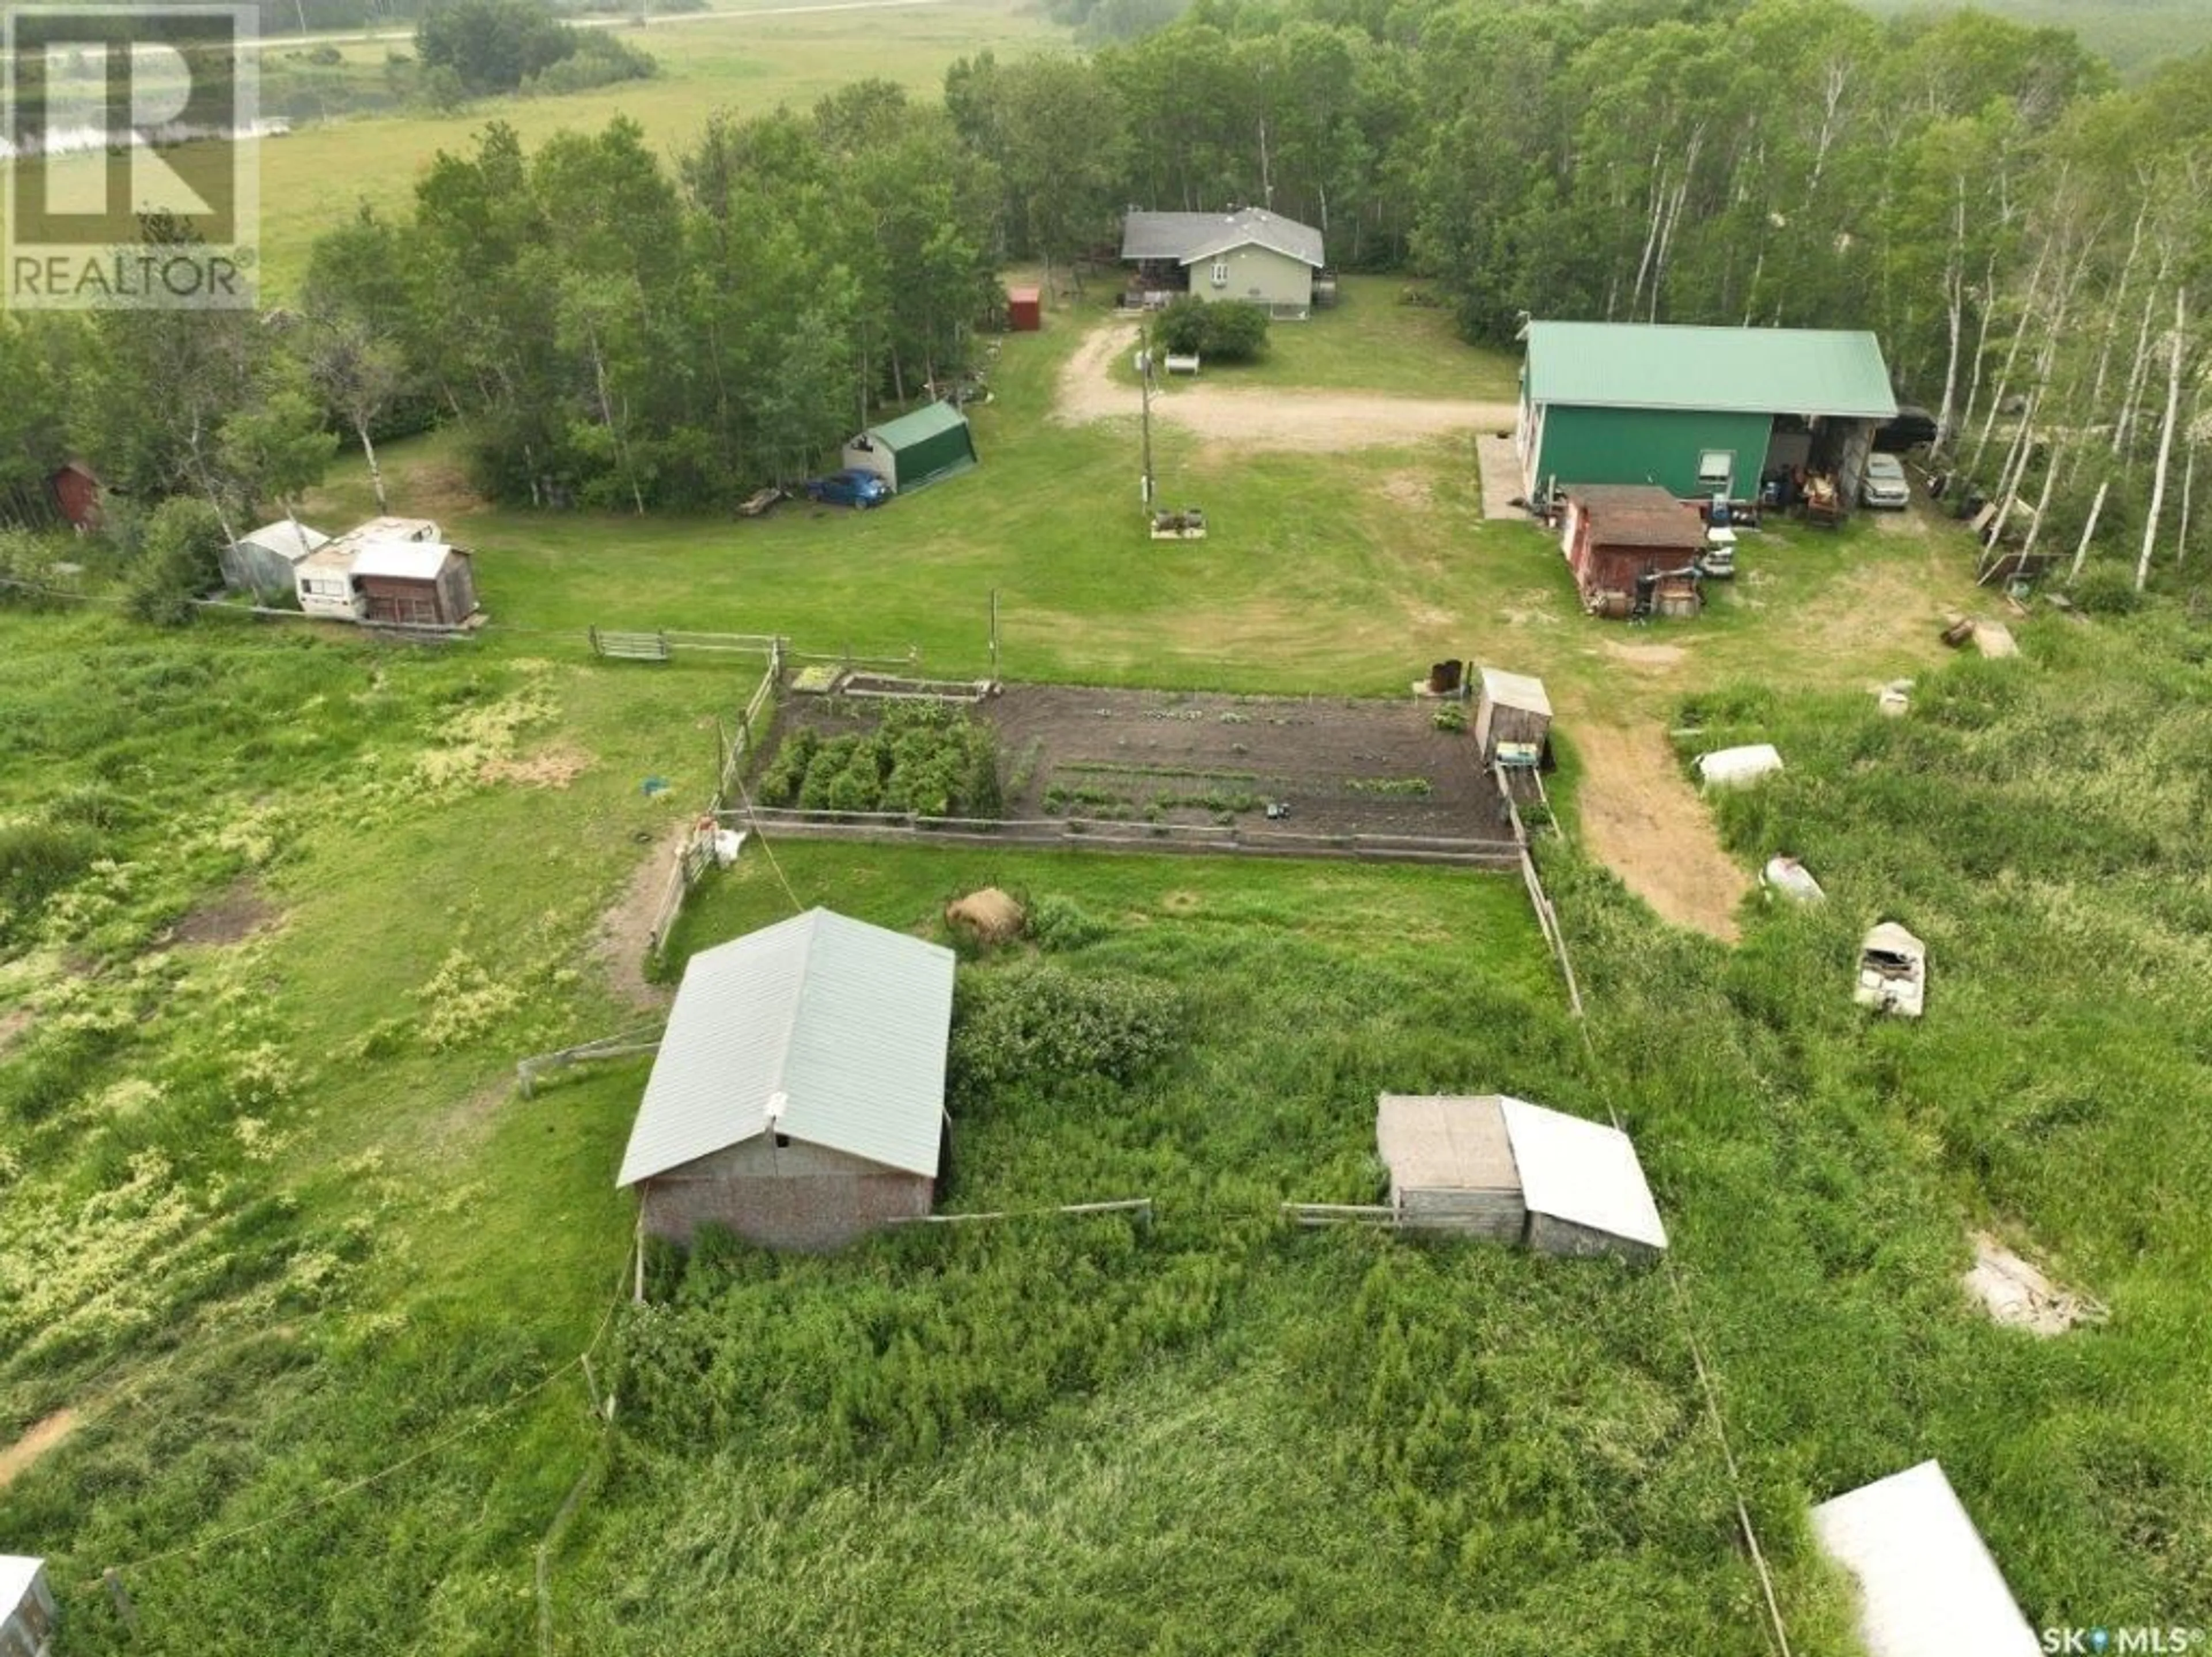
[313, 293, 1983, 711]
[1098, 275, 1522, 400]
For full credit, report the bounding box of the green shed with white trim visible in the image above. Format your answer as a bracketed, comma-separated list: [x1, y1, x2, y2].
[1516, 322, 1897, 504]
[843, 401, 979, 494]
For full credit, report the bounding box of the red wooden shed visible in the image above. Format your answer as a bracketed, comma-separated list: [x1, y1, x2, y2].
[47, 460, 101, 532]
[1559, 485, 1707, 619]
[1006, 286, 1042, 331]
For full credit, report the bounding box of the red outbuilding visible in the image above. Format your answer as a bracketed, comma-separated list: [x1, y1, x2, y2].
[1006, 286, 1042, 331]
[1558, 485, 1709, 619]
[47, 460, 101, 532]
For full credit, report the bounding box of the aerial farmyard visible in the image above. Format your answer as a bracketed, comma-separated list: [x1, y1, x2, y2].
[2, 0, 2209, 1652]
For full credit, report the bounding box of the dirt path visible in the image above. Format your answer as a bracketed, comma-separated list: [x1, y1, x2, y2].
[1054, 320, 1518, 451]
[0, 1407, 78, 1490]
[1567, 720, 1749, 942]
[592, 824, 689, 1011]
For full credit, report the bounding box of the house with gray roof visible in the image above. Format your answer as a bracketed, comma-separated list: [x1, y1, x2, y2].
[618, 909, 956, 1252]
[1120, 207, 1325, 319]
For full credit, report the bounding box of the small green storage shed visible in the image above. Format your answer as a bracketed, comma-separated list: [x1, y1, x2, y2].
[1516, 322, 1896, 504]
[843, 402, 979, 494]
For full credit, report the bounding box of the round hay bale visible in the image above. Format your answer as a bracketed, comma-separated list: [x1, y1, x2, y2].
[945, 887, 1024, 943]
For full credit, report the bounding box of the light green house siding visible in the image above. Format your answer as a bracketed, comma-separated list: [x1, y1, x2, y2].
[1534, 406, 1774, 498]
[1195, 243, 1312, 314]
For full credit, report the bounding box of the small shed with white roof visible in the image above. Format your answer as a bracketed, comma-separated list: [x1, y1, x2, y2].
[618, 909, 956, 1253]
[1810, 1461, 2039, 1657]
[1375, 1093, 1668, 1265]
[1, 1554, 58, 1657]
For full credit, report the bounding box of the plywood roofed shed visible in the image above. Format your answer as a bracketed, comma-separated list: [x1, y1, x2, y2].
[1474, 668, 1552, 762]
[1376, 1094, 1667, 1263]
[1560, 485, 1708, 618]
[1809, 1462, 2039, 1657]
[619, 909, 956, 1253]
[1377, 1094, 1525, 1240]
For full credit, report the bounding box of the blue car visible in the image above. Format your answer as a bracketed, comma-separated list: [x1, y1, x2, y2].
[802, 468, 891, 508]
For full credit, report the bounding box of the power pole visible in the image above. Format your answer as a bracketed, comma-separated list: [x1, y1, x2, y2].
[1139, 320, 1156, 518]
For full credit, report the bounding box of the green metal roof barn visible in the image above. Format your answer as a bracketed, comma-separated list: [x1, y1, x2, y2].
[843, 401, 979, 494]
[1516, 321, 1897, 504]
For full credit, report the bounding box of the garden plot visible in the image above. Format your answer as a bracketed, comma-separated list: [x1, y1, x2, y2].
[757, 683, 1514, 852]
[992, 686, 1513, 840]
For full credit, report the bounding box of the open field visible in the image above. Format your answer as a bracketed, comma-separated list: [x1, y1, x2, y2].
[6, 252, 2209, 1655]
[1857, 0, 2212, 75]
[16, 0, 1065, 297]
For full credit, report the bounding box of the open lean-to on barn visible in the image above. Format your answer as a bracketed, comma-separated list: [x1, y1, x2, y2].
[617, 909, 956, 1253]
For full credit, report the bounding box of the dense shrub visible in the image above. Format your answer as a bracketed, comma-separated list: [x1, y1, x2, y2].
[522, 29, 657, 94]
[415, 0, 579, 95]
[2070, 562, 2142, 615]
[1025, 891, 1108, 951]
[948, 962, 1181, 1104]
[1152, 297, 1270, 362]
[125, 497, 226, 626]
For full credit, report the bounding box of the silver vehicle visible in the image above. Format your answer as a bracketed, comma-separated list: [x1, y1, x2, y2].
[1860, 453, 1911, 509]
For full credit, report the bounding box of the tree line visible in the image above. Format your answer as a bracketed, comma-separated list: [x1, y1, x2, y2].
[5, 0, 2208, 584]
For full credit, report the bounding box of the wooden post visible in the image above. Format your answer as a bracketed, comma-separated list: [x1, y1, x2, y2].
[103, 1568, 137, 1632]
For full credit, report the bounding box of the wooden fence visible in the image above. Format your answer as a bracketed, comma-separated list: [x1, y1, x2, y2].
[711, 804, 1520, 869]
[1281, 1202, 1400, 1228]
[1495, 760, 1585, 1017]
[643, 641, 784, 958]
[589, 627, 785, 661]
[891, 1198, 1154, 1228]
[514, 1027, 664, 1097]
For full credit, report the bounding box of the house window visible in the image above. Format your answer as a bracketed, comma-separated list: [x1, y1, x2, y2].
[1696, 450, 1734, 491]
[1210, 259, 1229, 287]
